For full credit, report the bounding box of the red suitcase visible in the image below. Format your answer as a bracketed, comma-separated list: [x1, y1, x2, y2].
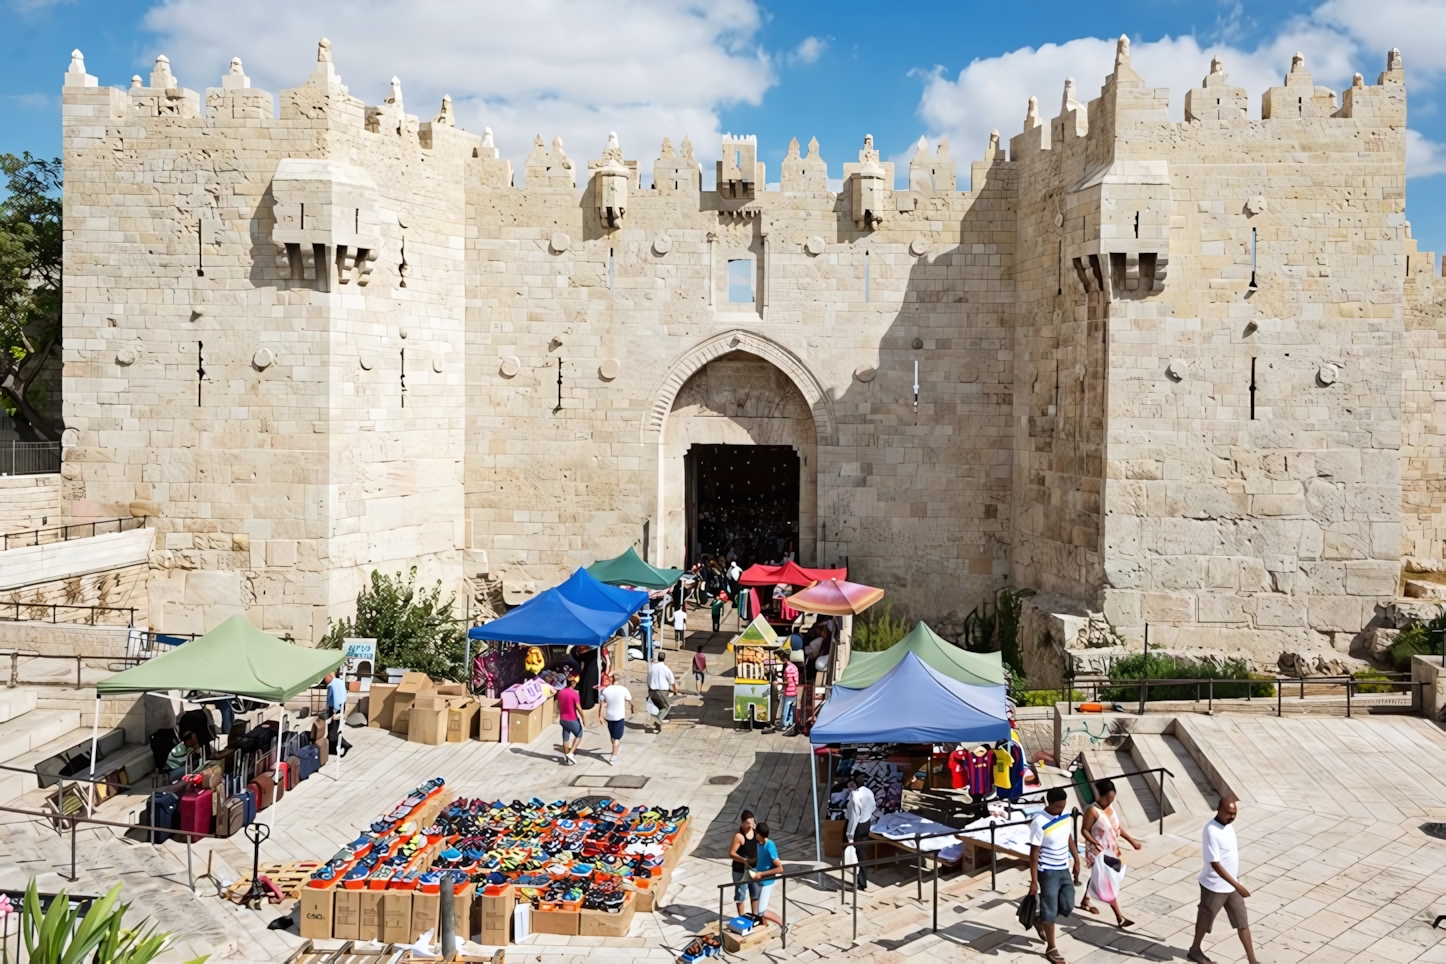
[272, 763, 288, 802]
[179, 789, 213, 840]
[250, 773, 275, 811]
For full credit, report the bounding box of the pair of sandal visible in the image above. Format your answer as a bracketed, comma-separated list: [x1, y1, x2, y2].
[1078, 900, 1134, 928]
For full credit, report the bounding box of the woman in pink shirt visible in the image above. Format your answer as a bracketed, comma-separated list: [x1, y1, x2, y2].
[780, 660, 799, 730]
[557, 677, 583, 766]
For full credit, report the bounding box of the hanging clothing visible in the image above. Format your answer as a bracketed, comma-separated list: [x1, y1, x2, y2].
[991, 747, 1013, 790]
[576, 647, 601, 711]
[967, 748, 995, 798]
[998, 743, 1025, 801]
[946, 748, 968, 790]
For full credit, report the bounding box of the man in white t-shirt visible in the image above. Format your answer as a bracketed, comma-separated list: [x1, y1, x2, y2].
[1188, 797, 1257, 964]
[673, 605, 687, 643]
[646, 652, 677, 731]
[595, 674, 633, 766]
[1028, 787, 1080, 963]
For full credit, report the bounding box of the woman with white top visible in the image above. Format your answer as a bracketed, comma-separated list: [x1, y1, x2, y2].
[1079, 778, 1142, 926]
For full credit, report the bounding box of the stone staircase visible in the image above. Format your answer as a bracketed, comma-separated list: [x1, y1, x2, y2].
[0, 687, 82, 802]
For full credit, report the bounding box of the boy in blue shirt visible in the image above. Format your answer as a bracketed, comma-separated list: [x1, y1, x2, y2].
[749, 822, 785, 925]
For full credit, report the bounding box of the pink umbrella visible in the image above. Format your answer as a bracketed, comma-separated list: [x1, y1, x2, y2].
[785, 578, 885, 616]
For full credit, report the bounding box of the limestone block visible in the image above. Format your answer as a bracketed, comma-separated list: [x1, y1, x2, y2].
[1307, 595, 1368, 633]
[183, 570, 242, 607]
[1206, 556, 1239, 590]
[1255, 594, 1306, 628]
[1142, 592, 1193, 623]
[1404, 580, 1446, 600]
[1198, 593, 1251, 623]
[1345, 561, 1401, 597]
[267, 540, 298, 567]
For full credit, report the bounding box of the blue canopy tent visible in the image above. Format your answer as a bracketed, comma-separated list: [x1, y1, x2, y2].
[467, 586, 633, 647]
[554, 568, 649, 617]
[806, 651, 1011, 863]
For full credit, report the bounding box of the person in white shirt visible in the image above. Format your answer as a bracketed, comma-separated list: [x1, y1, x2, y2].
[673, 605, 687, 643]
[646, 652, 677, 732]
[1188, 798, 1257, 964]
[843, 777, 877, 890]
[595, 674, 633, 766]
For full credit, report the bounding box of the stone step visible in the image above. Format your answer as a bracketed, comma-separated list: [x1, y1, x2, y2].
[1081, 746, 1158, 834]
[0, 707, 82, 767]
[0, 687, 38, 724]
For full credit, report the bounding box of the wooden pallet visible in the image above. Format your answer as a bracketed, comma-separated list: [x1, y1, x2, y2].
[225, 860, 323, 903]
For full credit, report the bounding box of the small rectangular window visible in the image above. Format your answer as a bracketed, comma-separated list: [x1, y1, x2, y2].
[727, 259, 754, 304]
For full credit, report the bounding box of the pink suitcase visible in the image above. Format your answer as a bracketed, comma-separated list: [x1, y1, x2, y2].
[179, 788, 213, 840]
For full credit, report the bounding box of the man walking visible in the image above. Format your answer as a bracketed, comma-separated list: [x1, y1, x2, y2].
[844, 776, 877, 891]
[646, 651, 677, 732]
[1028, 786, 1079, 964]
[596, 673, 633, 766]
[323, 671, 351, 758]
[710, 595, 724, 633]
[673, 604, 687, 644]
[1188, 798, 1258, 964]
[779, 658, 799, 731]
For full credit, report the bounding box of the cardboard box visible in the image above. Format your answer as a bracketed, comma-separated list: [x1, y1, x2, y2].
[333, 889, 361, 940]
[530, 908, 579, 936]
[630, 866, 670, 912]
[474, 699, 503, 743]
[382, 891, 413, 943]
[447, 698, 479, 742]
[476, 886, 514, 945]
[506, 701, 547, 744]
[299, 886, 334, 939]
[434, 683, 467, 696]
[663, 823, 691, 869]
[366, 683, 398, 729]
[724, 920, 779, 954]
[391, 672, 434, 734]
[453, 881, 475, 939]
[824, 819, 845, 858]
[359, 891, 385, 942]
[578, 894, 636, 937]
[407, 692, 450, 745]
[410, 891, 439, 943]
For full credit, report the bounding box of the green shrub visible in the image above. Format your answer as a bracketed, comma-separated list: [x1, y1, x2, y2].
[1100, 652, 1274, 702]
[852, 602, 911, 653]
[1352, 668, 1396, 694]
[1388, 609, 1446, 670]
[961, 587, 1035, 675]
[320, 567, 466, 680]
[21, 880, 205, 964]
[1017, 687, 1087, 707]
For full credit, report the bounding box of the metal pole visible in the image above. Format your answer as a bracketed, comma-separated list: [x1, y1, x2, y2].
[440, 874, 455, 959]
[69, 783, 78, 881]
[187, 837, 194, 893]
[915, 833, 922, 901]
[1208, 679, 1213, 714]
[1277, 681, 1282, 717]
[810, 745, 822, 863]
[1158, 770, 1164, 836]
[931, 855, 938, 933]
[1346, 676, 1352, 718]
[852, 866, 858, 941]
[781, 875, 788, 949]
[989, 821, 997, 891]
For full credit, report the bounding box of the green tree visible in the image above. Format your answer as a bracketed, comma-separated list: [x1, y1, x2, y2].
[0, 152, 63, 441]
[319, 567, 467, 680]
[961, 587, 1034, 675]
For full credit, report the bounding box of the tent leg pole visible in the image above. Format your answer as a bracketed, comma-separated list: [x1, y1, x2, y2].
[811, 743, 821, 864]
[271, 708, 285, 833]
[86, 695, 100, 813]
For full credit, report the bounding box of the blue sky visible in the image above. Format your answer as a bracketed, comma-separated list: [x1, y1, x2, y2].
[5, 0, 1446, 256]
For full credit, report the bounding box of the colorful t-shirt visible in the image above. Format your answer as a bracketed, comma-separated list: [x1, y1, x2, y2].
[557, 687, 581, 722]
[992, 747, 1013, 790]
[754, 838, 780, 887]
[946, 748, 968, 790]
[968, 749, 995, 797]
[1029, 811, 1073, 872]
[692, 651, 708, 673]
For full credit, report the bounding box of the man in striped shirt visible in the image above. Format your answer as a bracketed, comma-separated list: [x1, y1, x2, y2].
[1028, 787, 1080, 963]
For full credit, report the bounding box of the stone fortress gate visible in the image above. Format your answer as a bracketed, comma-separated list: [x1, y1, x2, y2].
[56, 37, 1446, 676]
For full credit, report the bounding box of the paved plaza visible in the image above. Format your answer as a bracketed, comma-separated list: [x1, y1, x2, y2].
[4, 612, 1446, 963]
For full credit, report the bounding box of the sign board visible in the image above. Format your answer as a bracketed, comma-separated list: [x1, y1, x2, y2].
[342, 638, 377, 692]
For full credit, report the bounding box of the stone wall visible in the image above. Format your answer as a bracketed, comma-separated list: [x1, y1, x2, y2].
[57, 39, 1438, 662]
[0, 475, 61, 535]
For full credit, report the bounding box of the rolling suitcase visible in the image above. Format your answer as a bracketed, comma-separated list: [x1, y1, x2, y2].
[147, 791, 179, 844]
[296, 744, 320, 779]
[216, 794, 245, 837]
[179, 788, 213, 840]
[285, 755, 302, 790]
[272, 763, 288, 802]
[250, 772, 274, 812]
[238, 787, 256, 826]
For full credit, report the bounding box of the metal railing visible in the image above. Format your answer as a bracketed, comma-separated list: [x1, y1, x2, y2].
[0, 440, 60, 477]
[2, 515, 145, 551]
[0, 602, 137, 626]
[1029, 673, 1422, 719]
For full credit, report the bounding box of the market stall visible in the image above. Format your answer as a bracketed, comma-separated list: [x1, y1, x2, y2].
[726, 615, 786, 726]
[586, 547, 683, 659]
[296, 777, 693, 945]
[784, 577, 885, 721]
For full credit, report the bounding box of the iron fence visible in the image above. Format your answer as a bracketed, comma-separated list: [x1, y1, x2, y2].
[2, 516, 146, 551]
[0, 440, 60, 477]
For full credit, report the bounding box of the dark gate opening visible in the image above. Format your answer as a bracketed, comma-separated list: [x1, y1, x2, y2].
[685, 444, 799, 569]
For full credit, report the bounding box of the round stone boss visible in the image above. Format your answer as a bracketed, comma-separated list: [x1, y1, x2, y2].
[853, 365, 877, 383]
[652, 234, 671, 256]
[115, 347, 138, 366]
[500, 355, 522, 378]
[598, 358, 621, 380]
[805, 236, 826, 256]
[550, 232, 571, 254]
[909, 237, 930, 257]
[1318, 362, 1338, 386]
[252, 347, 275, 370]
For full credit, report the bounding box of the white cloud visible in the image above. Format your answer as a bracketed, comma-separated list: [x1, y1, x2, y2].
[1315, 0, 1446, 76]
[141, 0, 775, 176]
[1408, 128, 1446, 177]
[914, 7, 1446, 187]
[787, 36, 826, 66]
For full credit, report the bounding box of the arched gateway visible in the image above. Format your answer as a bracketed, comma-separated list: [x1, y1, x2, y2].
[647, 330, 833, 570]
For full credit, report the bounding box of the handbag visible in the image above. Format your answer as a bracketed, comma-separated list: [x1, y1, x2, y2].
[1016, 893, 1038, 930]
[842, 844, 858, 867]
[1088, 853, 1126, 903]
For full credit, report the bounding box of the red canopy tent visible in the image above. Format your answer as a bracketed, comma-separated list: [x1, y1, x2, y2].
[737, 560, 847, 587]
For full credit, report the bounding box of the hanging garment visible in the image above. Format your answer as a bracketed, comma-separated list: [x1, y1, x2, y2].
[992, 746, 1013, 790]
[967, 748, 995, 798]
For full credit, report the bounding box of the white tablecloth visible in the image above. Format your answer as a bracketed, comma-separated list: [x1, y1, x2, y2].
[870, 811, 963, 863]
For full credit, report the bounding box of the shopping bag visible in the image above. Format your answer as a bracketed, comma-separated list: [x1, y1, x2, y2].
[1088, 853, 1125, 903]
[1016, 893, 1038, 930]
[842, 844, 858, 867]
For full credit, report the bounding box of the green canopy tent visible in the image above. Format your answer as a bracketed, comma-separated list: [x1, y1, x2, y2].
[94, 615, 345, 828]
[97, 615, 344, 702]
[835, 620, 1005, 689]
[586, 546, 684, 591]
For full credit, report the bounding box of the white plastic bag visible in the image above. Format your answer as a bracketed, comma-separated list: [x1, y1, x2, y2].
[1088, 853, 1125, 903]
[842, 844, 858, 867]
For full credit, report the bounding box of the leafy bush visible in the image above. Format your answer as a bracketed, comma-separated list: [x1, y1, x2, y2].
[961, 587, 1034, 675]
[320, 567, 466, 680]
[1388, 608, 1446, 670]
[1099, 652, 1273, 702]
[852, 602, 911, 653]
[1016, 687, 1087, 707]
[1351, 668, 1396, 694]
